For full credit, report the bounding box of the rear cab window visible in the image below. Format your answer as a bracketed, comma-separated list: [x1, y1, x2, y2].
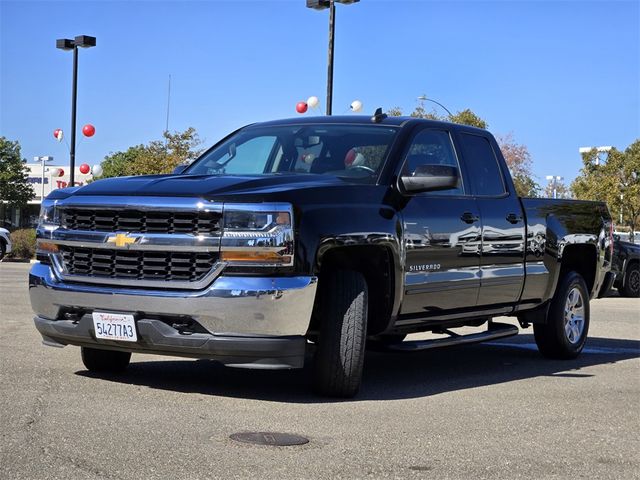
[458, 133, 506, 196]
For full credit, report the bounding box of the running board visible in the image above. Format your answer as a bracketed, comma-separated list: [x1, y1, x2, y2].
[387, 322, 519, 352]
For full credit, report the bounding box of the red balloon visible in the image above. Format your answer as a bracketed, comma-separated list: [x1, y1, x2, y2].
[53, 129, 63, 140]
[79, 163, 90, 174]
[57, 168, 65, 177]
[296, 102, 308, 114]
[82, 124, 95, 137]
[344, 148, 357, 166]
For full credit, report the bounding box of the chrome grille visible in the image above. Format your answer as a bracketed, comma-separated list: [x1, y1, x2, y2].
[60, 246, 218, 282]
[60, 209, 222, 235]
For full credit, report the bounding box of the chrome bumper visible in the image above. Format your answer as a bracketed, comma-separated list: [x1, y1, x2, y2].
[29, 262, 317, 337]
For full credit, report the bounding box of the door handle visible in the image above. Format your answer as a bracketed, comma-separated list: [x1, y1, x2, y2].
[506, 213, 521, 224]
[461, 212, 479, 224]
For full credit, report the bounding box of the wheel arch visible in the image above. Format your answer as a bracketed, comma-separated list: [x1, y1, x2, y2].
[559, 243, 598, 295]
[309, 245, 396, 337]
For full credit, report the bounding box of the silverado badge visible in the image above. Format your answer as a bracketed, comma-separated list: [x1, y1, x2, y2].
[106, 233, 137, 248]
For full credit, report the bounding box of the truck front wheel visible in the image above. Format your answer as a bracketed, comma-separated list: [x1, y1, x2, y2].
[534, 271, 590, 359]
[313, 270, 368, 398]
[81, 347, 131, 373]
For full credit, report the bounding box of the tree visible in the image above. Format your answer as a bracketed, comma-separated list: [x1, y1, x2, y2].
[542, 179, 571, 199]
[100, 144, 147, 178]
[0, 137, 34, 207]
[572, 140, 640, 238]
[496, 133, 540, 197]
[97, 128, 203, 179]
[448, 109, 487, 129]
[386, 106, 403, 117]
[388, 105, 487, 129]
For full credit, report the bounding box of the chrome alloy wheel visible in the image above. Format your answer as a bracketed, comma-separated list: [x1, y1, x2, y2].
[564, 287, 585, 344]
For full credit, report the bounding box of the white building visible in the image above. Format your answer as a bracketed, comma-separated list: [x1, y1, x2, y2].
[1, 163, 95, 228]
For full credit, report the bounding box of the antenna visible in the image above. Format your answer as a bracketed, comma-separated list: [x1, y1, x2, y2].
[371, 107, 387, 123]
[165, 74, 171, 134]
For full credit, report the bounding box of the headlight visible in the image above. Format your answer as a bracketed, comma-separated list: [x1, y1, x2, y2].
[221, 203, 294, 266]
[38, 199, 60, 227]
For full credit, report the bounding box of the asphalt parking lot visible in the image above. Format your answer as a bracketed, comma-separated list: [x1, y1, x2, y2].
[1, 262, 638, 480]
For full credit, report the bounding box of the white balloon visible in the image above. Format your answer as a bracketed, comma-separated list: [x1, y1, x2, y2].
[307, 96, 319, 109]
[352, 152, 366, 166]
[92, 164, 103, 177]
[350, 100, 363, 112]
[50, 168, 61, 177]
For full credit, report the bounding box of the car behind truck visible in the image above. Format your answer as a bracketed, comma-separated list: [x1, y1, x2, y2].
[30, 114, 614, 397]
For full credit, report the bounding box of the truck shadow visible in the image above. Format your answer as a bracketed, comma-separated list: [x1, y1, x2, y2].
[75, 334, 639, 403]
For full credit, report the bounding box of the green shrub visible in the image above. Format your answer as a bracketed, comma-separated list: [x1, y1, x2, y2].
[9, 229, 36, 259]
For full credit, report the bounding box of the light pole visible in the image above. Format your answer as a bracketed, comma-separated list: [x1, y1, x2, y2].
[56, 35, 96, 186]
[545, 175, 564, 199]
[579, 145, 612, 165]
[417, 95, 453, 117]
[34, 156, 54, 202]
[619, 171, 638, 225]
[306, 0, 359, 115]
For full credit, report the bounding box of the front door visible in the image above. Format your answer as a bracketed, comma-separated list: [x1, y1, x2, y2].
[398, 128, 481, 318]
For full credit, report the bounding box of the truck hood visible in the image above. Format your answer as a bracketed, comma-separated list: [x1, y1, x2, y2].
[73, 173, 355, 198]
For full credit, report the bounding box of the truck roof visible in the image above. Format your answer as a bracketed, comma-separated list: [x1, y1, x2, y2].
[253, 115, 488, 133]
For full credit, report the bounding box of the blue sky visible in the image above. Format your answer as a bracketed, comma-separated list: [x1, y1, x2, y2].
[1, 0, 638, 187]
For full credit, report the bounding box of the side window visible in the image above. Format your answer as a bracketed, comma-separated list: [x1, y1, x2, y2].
[458, 133, 506, 196]
[401, 129, 464, 196]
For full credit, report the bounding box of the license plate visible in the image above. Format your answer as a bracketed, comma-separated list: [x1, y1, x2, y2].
[92, 312, 138, 342]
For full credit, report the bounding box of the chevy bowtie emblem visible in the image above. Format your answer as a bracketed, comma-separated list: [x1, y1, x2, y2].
[106, 233, 137, 248]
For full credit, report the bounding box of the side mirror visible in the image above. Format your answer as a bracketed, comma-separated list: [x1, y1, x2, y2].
[400, 164, 459, 194]
[172, 164, 189, 175]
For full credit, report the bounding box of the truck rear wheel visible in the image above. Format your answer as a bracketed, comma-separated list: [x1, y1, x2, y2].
[313, 270, 368, 398]
[534, 271, 589, 359]
[620, 263, 640, 297]
[81, 347, 131, 373]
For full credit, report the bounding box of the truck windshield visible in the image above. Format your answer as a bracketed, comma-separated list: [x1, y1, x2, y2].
[185, 124, 399, 182]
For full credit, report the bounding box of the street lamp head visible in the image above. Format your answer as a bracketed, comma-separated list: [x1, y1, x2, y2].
[306, 0, 330, 9]
[306, 0, 358, 9]
[74, 35, 96, 48]
[56, 38, 74, 51]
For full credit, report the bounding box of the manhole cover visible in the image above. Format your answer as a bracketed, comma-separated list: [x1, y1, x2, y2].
[229, 432, 309, 446]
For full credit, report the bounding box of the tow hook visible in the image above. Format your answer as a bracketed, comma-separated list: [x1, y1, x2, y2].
[172, 323, 194, 335]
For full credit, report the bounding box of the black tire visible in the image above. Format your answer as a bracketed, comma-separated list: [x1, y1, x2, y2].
[313, 270, 368, 398]
[620, 263, 640, 298]
[81, 347, 131, 373]
[534, 271, 590, 359]
[0, 240, 5, 260]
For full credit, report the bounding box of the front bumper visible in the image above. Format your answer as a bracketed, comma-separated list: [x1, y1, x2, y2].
[29, 262, 317, 368]
[34, 315, 306, 369]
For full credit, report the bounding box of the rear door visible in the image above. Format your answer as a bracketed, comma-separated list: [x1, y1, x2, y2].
[456, 132, 526, 307]
[399, 127, 481, 316]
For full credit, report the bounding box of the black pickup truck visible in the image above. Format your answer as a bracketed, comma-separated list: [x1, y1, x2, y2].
[30, 114, 614, 397]
[612, 237, 640, 297]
